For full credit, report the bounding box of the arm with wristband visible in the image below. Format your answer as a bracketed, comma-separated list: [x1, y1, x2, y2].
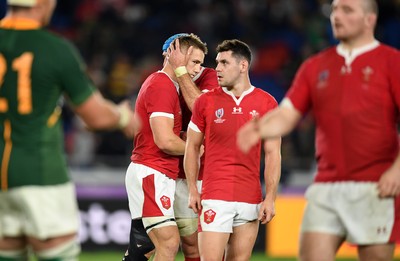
[168, 39, 202, 111]
[74, 93, 137, 138]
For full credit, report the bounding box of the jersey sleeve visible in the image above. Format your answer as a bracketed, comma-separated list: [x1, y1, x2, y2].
[144, 78, 178, 116]
[58, 40, 96, 106]
[189, 94, 206, 133]
[285, 59, 313, 114]
[266, 93, 278, 112]
[195, 68, 219, 92]
[389, 49, 400, 115]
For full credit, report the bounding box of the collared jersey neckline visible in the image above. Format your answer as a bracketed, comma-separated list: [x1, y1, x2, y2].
[0, 17, 41, 30]
[336, 40, 379, 66]
[222, 86, 255, 106]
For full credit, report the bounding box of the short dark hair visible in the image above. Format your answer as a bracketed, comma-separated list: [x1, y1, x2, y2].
[174, 33, 208, 55]
[216, 39, 252, 64]
[363, 0, 378, 15]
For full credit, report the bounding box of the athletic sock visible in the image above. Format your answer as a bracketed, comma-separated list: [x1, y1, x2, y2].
[184, 257, 200, 261]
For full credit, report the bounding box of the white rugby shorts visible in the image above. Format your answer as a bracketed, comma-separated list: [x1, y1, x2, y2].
[199, 199, 260, 233]
[301, 182, 395, 244]
[174, 178, 202, 219]
[125, 162, 176, 220]
[0, 182, 79, 239]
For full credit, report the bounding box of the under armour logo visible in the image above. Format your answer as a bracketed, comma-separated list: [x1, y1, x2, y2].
[232, 107, 243, 114]
[377, 226, 387, 234]
[341, 65, 351, 74]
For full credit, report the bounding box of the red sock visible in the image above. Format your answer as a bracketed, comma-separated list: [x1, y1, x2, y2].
[185, 257, 200, 261]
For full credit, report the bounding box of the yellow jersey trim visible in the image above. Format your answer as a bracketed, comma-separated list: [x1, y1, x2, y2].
[0, 17, 41, 30]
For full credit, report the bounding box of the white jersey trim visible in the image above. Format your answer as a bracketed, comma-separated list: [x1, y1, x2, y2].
[188, 121, 202, 133]
[280, 98, 303, 115]
[336, 40, 379, 67]
[150, 112, 174, 119]
[280, 98, 295, 109]
[222, 86, 255, 106]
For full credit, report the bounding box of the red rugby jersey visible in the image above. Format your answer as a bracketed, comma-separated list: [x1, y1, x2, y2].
[286, 42, 400, 182]
[178, 67, 219, 179]
[131, 71, 182, 179]
[190, 86, 277, 203]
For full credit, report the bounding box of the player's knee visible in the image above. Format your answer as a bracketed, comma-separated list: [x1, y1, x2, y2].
[143, 216, 179, 255]
[164, 239, 180, 254]
[179, 231, 199, 257]
[123, 219, 155, 261]
[176, 218, 197, 237]
[35, 238, 80, 261]
[0, 248, 28, 261]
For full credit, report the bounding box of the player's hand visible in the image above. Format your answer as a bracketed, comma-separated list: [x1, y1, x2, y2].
[188, 188, 201, 214]
[258, 198, 275, 224]
[377, 165, 400, 198]
[167, 38, 192, 70]
[117, 101, 141, 138]
[180, 131, 187, 141]
[237, 117, 261, 153]
[199, 144, 205, 157]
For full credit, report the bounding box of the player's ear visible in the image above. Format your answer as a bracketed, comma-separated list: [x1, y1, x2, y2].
[187, 46, 193, 55]
[240, 59, 248, 72]
[365, 13, 377, 29]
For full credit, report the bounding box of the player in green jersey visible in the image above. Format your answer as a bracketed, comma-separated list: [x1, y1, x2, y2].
[0, 0, 137, 260]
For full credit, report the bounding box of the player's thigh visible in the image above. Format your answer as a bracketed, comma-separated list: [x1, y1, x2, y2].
[198, 231, 229, 261]
[180, 231, 199, 257]
[225, 220, 259, 261]
[299, 232, 344, 261]
[358, 243, 395, 261]
[147, 225, 180, 252]
[0, 183, 78, 240]
[0, 236, 26, 251]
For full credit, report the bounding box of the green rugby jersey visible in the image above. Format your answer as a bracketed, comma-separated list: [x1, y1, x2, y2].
[0, 18, 95, 190]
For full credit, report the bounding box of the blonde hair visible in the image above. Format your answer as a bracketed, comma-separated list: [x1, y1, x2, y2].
[174, 33, 208, 55]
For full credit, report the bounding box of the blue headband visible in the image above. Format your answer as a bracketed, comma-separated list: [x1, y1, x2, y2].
[162, 33, 190, 52]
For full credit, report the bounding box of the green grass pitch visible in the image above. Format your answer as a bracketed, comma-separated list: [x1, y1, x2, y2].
[78, 251, 369, 261]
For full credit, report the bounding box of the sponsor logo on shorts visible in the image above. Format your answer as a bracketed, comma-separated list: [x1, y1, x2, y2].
[377, 226, 387, 235]
[160, 195, 171, 210]
[203, 209, 216, 224]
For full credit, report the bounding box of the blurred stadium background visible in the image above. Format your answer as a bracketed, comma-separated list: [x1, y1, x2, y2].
[1, 0, 400, 259]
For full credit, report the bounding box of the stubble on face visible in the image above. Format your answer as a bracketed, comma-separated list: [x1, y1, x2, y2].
[186, 48, 205, 78]
[216, 51, 240, 90]
[330, 0, 373, 43]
